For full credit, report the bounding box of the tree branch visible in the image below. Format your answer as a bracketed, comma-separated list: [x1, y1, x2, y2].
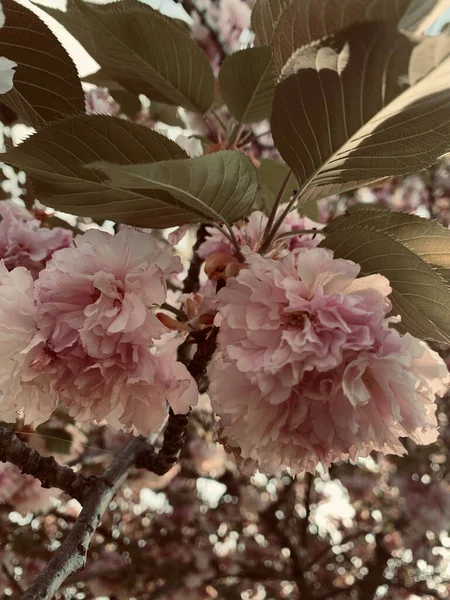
[182, 224, 207, 294]
[0, 426, 94, 503]
[19, 436, 148, 600]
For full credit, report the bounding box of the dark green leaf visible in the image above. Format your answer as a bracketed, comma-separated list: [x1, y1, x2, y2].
[0, 0, 84, 127]
[150, 101, 184, 127]
[3, 114, 194, 228]
[88, 151, 259, 225]
[251, 0, 293, 45]
[71, 0, 214, 113]
[258, 158, 295, 212]
[321, 207, 450, 343]
[272, 0, 411, 79]
[219, 46, 275, 124]
[271, 23, 450, 205]
[326, 206, 450, 282]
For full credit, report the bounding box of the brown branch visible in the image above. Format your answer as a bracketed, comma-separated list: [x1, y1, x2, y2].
[137, 326, 218, 474]
[0, 426, 94, 503]
[182, 224, 207, 294]
[135, 409, 189, 475]
[19, 436, 147, 600]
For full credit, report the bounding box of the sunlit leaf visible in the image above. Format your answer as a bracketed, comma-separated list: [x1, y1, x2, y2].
[219, 46, 275, 124]
[272, 0, 411, 79]
[0, 0, 84, 127]
[88, 151, 259, 225]
[326, 205, 450, 282]
[271, 22, 450, 205]
[321, 207, 450, 343]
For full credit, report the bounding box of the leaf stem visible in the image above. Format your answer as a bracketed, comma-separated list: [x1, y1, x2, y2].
[228, 121, 244, 147]
[263, 169, 293, 243]
[260, 184, 306, 253]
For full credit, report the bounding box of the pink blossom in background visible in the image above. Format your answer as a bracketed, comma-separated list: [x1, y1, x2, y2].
[0, 228, 198, 435]
[0, 201, 72, 277]
[208, 248, 449, 474]
[0, 461, 59, 512]
[216, 0, 251, 51]
[85, 87, 120, 116]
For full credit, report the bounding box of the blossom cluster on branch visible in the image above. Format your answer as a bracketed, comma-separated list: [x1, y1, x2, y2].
[0, 0, 450, 597]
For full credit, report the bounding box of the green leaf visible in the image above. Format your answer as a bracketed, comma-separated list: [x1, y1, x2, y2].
[251, 0, 293, 46]
[219, 46, 275, 124]
[150, 101, 184, 127]
[258, 158, 295, 212]
[71, 0, 214, 113]
[321, 208, 450, 343]
[0, 0, 84, 127]
[3, 114, 195, 228]
[271, 22, 450, 206]
[272, 0, 411, 79]
[326, 205, 450, 282]
[88, 151, 259, 226]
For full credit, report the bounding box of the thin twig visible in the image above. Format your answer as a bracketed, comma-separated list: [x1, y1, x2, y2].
[0, 427, 94, 503]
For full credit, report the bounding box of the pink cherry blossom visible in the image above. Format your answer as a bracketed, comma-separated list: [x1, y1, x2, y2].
[35, 227, 180, 358]
[0, 200, 73, 277]
[0, 228, 198, 434]
[208, 248, 449, 474]
[197, 208, 323, 280]
[216, 0, 251, 51]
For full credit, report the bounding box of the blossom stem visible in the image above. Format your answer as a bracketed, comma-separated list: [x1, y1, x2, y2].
[0, 426, 95, 503]
[260, 175, 301, 254]
[264, 169, 293, 241]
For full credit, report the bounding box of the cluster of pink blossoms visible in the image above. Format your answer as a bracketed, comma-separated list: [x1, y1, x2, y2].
[198, 208, 323, 279]
[0, 227, 197, 435]
[0, 200, 72, 277]
[208, 247, 449, 475]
